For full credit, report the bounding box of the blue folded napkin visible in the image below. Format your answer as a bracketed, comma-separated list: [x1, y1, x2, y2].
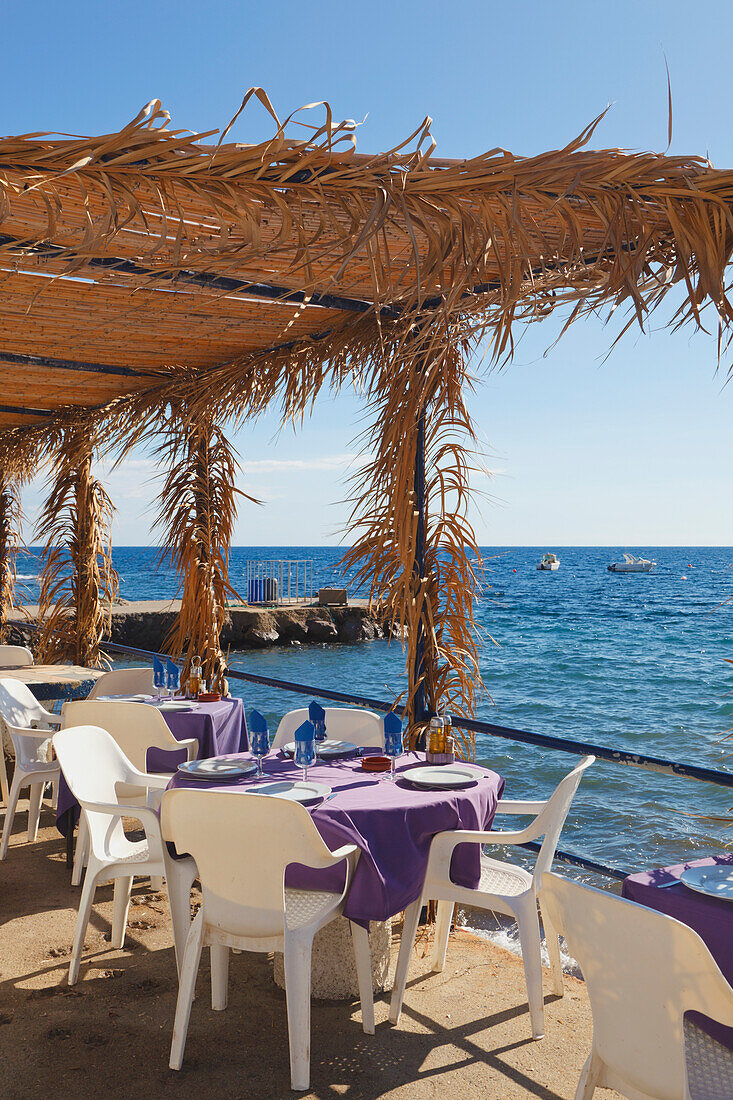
[166, 657, 181, 691]
[384, 711, 403, 754]
[294, 719, 316, 742]
[153, 654, 165, 687]
[384, 711, 402, 736]
[249, 709, 268, 734]
[308, 701, 326, 724]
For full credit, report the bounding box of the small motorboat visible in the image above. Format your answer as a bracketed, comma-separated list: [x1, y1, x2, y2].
[537, 552, 560, 571]
[607, 552, 656, 573]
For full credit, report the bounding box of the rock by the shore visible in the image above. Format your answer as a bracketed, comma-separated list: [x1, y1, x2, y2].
[8, 600, 395, 653]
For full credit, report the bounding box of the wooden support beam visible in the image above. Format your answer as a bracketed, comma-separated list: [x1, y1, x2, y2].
[0, 350, 157, 379]
[0, 232, 401, 319]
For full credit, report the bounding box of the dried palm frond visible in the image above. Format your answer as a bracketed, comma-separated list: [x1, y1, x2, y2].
[341, 317, 484, 751]
[0, 474, 24, 643]
[154, 408, 250, 694]
[35, 426, 118, 667]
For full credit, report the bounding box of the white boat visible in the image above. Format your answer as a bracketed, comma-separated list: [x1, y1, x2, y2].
[537, 552, 560, 571]
[607, 552, 656, 573]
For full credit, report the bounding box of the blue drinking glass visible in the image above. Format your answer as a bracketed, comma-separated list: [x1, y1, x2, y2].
[383, 712, 404, 782]
[250, 726, 270, 779]
[294, 720, 316, 784]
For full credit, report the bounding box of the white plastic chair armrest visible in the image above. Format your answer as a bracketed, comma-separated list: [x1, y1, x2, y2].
[426, 825, 546, 883]
[8, 724, 56, 740]
[328, 842, 359, 865]
[174, 737, 198, 761]
[31, 713, 62, 729]
[80, 799, 159, 827]
[140, 772, 176, 790]
[495, 799, 547, 815]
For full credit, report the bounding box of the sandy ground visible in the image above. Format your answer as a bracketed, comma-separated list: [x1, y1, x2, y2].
[0, 794, 619, 1100]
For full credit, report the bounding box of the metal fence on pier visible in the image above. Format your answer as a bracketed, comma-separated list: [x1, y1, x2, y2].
[93, 637, 733, 886]
[244, 559, 314, 605]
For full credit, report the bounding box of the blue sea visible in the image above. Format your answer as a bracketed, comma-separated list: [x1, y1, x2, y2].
[18, 545, 733, 883]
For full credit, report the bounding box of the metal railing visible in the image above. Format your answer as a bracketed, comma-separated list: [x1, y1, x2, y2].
[244, 559, 314, 605]
[95, 637, 732, 884]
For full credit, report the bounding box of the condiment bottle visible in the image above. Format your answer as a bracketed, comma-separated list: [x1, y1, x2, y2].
[188, 655, 203, 698]
[428, 716, 444, 755]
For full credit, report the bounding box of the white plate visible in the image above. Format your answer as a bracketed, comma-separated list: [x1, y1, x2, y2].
[403, 764, 480, 790]
[282, 739, 358, 760]
[245, 780, 331, 804]
[680, 864, 733, 902]
[96, 693, 154, 703]
[177, 758, 256, 781]
[147, 700, 199, 712]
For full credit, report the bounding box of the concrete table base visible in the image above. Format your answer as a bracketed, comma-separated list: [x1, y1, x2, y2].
[274, 916, 392, 1000]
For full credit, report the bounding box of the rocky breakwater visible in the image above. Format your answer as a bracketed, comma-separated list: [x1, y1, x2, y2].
[105, 600, 395, 652]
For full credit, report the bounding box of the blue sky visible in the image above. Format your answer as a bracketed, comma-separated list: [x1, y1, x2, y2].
[5, 1, 733, 545]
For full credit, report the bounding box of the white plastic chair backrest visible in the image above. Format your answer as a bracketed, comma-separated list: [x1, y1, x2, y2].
[162, 788, 347, 939]
[541, 872, 733, 1100]
[0, 645, 33, 667]
[86, 667, 154, 700]
[62, 700, 179, 771]
[272, 707, 383, 750]
[53, 725, 147, 859]
[0, 677, 52, 728]
[0, 678, 54, 767]
[530, 755, 595, 881]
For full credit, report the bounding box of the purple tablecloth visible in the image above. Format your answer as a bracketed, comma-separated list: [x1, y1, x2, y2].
[623, 853, 733, 1049]
[55, 699, 248, 836]
[166, 751, 505, 925]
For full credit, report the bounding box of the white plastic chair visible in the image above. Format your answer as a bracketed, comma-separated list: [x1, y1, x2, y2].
[541, 871, 733, 1100]
[52, 726, 197, 984]
[86, 667, 154, 699]
[161, 787, 375, 1091]
[272, 707, 383, 751]
[0, 645, 34, 667]
[0, 677, 61, 854]
[62, 700, 197, 886]
[389, 755, 595, 1040]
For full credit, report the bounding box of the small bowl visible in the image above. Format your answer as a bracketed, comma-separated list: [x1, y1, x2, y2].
[361, 755, 391, 773]
[198, 692, 221, 703]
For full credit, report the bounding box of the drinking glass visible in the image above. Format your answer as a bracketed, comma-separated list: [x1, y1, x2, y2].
[294, 732, 316, 784]
[153, 658, 165, 699]
[166, 660, 181, 697]
[313, 718, 327, 743]
[250, 726, 270, 779]
[384, 722, 404, 782]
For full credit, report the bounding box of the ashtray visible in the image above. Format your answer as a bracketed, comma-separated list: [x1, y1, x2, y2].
[198, 692, 221, 703]
[361, 755, 391, 773]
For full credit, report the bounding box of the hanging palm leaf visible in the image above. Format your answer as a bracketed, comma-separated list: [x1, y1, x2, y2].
[35, 427, 118, 667]
[0, 474, 25, 643]
[154, 409, 252, 694]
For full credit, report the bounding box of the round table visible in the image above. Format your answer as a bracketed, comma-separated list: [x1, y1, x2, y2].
[0, 663, 105, 702]
[167, 749, 505, 997]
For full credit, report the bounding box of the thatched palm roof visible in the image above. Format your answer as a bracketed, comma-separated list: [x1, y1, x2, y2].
[0, 93, 731, 439]
[2, 90, 732, 726]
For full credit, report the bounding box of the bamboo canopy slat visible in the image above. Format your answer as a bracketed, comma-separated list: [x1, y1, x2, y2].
[1, 91, 733, 720]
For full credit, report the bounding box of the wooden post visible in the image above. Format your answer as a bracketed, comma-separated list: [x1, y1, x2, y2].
[0, 474, 21, 644]
[412, 394, 428, 741]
